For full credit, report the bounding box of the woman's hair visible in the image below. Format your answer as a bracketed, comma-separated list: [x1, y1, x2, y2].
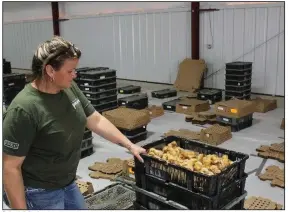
[30, 36, 81, 81]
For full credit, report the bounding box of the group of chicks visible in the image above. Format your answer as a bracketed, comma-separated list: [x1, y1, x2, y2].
[148, 141, 234, 176]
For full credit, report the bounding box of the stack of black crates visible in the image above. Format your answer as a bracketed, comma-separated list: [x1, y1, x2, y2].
[3, 59, 12, 74]
[75, 67, 117, 158]
[133, 136, 249, 210]
[3, 73, 26, 107]
[225, 62, 252, 100]
[75, 67, 118, 113]
[81, 128, 93, 158]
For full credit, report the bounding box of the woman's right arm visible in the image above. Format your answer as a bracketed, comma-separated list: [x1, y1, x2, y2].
[3, 107, 36, 209]
[3, 154, 27, 209]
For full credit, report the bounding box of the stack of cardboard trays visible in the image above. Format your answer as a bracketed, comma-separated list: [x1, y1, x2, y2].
[103, 107, 150, 143]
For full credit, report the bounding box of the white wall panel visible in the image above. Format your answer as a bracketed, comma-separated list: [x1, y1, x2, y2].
[61, 9, 191, 84]
[3, 2, 53, 23]
[3, 21, 53, 69]
[64, 2, 190, 17]
[200, 5, 284, 96]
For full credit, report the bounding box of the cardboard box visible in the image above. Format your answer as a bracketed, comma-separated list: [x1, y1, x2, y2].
[145, 105, 164, 119]
[280, 118, 284, 130]
[174, 59, 207, 93]
[251, 97, 277, 113]
[199, 124, 232, 146]
[176, 99, 210, 115]
[214, 99, 255, 118]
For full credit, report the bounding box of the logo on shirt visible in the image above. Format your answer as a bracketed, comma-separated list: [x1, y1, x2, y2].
[4, 140, 19, 150]
[72, 99, 80, 109]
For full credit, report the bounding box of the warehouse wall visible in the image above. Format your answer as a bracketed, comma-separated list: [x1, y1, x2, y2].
[3, 2, 54, 69]
[200, 2, 284, 96]
[61, 8, 191, 83]
[3, 2, 284, 96]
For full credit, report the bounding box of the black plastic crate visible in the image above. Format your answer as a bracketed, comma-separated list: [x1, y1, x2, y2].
[92, 101, 118, 112]
[118, 125, 147, 137]
[225, 84, 251, 92]
[225, 78, 251, 87]
[77, 69, 116, 80]
[197, 89, 222, 104]
[162, 98, 182, 112]
[226, 69, 252, 76]
[3, 88, 23, 104]
[133, 202, 147, 210]
[81, 137, 93, 151]
[127, 131, 147, 144]
[76, 76, 116, 87]
[225, 95, 251, 101]
[3, 73, 26, 88]
[98, 106, 119, 114]
[80, 82, 117, 93]
[225, 73, 251, 81]
[81, 147, 94, 158]
[87, 95, 117, 105]
[118, 85, 141, 94]
[216, 114, 253, 126]
[225, 89, 251, 99]
[83, 89, 117, 99]
[151, 89, 177, 99]
[226, 62, 252, 70]
[3, 61, 11, 74]
[118, 94, 148, 110]
[135, 187, 187, 210]
[76, 67, 109, 73]
[231, 199, 244, 210]
[134, 136, 249, 196]
[135, 173, 247, 210]
[218, 119, 253, 132]
[83, 130, 93, 140]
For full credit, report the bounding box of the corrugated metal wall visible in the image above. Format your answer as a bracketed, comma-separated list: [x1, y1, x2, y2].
[200, 5, 284, 96]
[61, 8, 191, 84]
[3, 2, 284, 96]
[3, 21, 53, 69]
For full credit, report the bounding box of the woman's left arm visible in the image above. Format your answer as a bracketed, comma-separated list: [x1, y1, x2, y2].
[86, 111, 146, 162]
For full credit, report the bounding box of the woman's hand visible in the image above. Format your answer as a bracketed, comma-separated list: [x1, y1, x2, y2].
[128, 144, 147, 163]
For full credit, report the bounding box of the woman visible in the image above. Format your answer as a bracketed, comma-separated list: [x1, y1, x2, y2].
[3, 36, 146, 209]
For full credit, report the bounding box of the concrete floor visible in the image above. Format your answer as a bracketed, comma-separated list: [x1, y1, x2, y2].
[3, 78, 285, 209]
[77, 79, 285, 207]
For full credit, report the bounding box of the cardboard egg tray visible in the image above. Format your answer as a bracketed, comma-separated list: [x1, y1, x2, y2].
[258, 165, 284, 189]
[244, 196, 283, 210]
[256, 142, 284, 163]
[164, 129, 201, 141]
[76, 180, 94, 196]
[251, 97, 277, 113]
[145, 105, 164, 119]
[102, 107, 150, 130]
[185, 111, 217, 125]
[88, 158, 128, 180]
[199, 124, 232, 146]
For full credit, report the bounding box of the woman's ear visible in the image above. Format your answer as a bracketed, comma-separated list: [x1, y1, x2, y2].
[44, 64, 54, 78]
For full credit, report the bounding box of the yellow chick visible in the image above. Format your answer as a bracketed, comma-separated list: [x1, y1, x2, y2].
[210, 165, 221, 174]
[194, 161, 203, 171]
[197, 154, 204, 162]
